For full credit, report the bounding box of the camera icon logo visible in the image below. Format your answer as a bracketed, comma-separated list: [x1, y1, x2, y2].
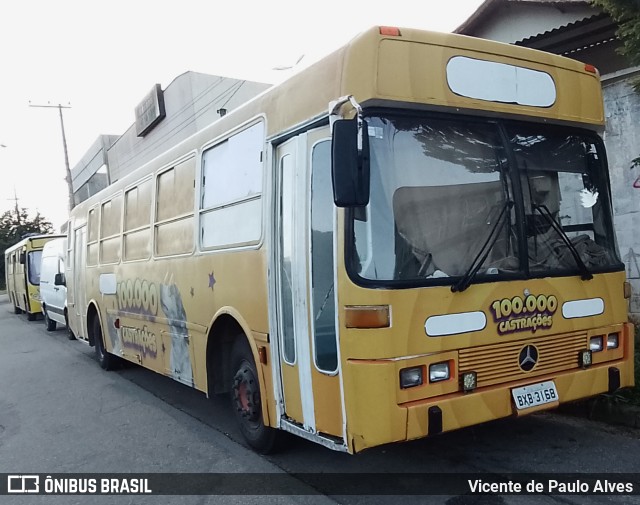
[7, 475, 40, 493]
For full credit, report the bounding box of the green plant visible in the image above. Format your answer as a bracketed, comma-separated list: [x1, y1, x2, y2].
[605, 327, 640, 405]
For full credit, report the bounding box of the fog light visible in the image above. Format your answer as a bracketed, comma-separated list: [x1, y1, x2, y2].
[590, 336, 603, 352]
[461, 371, 477, 392]
[607, 333, 619, 350]
[400, 366, 423, 389]
[429, 362, 450, 383]
[580, 349, 592, 368]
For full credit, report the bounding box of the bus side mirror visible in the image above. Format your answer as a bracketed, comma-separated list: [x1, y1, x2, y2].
[54, 273, 66, 287]
[331, 117, 370, 207]
[19, 252, 26, 264]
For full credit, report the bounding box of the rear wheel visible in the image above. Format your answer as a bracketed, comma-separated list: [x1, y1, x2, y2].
[230, 338, 281, 454]
[27, 311, 37, 321]
[65, 311, 75, 340]
[93, 316, 116, 370]
[13, 304, 22, 314]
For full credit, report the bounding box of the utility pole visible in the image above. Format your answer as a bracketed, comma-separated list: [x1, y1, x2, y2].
[8, 187, 21, 225]
[1, 144, 20, 224]
[29, 102, 75, 211]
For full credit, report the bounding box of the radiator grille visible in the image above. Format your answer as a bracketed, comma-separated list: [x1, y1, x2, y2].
[458, 333, 587, 387]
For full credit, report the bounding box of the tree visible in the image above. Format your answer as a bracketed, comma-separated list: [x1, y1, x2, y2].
[0, 208, 54, 290]
[592, 0, 640, 72]
[592, 0, 640, 167]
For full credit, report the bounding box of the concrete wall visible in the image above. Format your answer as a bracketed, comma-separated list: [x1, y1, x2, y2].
[106, 72, 271, 183]
[71, 134, 118, 203]
[73, 172, 109, 205]
[71, 72, 271, 205]
[602, 69, 640, 313]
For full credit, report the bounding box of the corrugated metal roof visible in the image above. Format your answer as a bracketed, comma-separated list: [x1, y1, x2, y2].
[455, 0, 591, 34]
[514, 12, 618, 56]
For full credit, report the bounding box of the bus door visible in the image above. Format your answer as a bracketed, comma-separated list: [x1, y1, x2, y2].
[7, 252, 18, 308]
[274, 129, 344, 442]
[17, 246, 28, 311]
[69, 225, 88, 341]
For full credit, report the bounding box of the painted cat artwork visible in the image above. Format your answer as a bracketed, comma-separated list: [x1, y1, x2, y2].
[160, 282, 194, 387]
[105, 313, 123, 356]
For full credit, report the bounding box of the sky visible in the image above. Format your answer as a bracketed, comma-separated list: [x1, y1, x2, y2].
[0, 0, 484, 230]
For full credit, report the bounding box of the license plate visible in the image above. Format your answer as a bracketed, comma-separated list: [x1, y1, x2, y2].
[512, 381, 558, 410]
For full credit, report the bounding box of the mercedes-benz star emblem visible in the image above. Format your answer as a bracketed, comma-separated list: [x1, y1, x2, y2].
[518, 344, 538, 372]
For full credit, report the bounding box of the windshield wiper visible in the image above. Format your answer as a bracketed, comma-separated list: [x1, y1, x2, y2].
[533, 204, 593, 280]
[452, 200, 514, 293]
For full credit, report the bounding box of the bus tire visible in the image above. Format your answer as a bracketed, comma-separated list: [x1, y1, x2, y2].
[230, 338, 281, 454]
[44, 308, 57, 331]
[27, 311, 37, 322]
[93, 317, 115, 370]
[13, 305, 22, 314]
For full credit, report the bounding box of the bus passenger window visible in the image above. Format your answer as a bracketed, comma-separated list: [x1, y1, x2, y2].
[311, 141, 337, 372]
[155, 158, 195, 257]
[200, 122, 264, 249]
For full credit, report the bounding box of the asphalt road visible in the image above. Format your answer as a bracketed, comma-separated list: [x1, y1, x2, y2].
[1, 293, 639, 505]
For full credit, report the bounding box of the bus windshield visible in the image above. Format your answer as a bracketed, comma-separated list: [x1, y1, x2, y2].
[28, 250, 43, 285]
[350, 114, 621, 286]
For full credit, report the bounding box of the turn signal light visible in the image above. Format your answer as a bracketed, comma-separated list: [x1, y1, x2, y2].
[345, 305, 390, 329]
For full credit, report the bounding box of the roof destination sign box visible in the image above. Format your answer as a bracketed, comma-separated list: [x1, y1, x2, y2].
[135, 83, 166, 137]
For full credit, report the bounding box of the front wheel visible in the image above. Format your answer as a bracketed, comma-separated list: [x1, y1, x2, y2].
[44, 308, 57, 331]
[230, 338, 281, 454]
[93, 316, 116, 370]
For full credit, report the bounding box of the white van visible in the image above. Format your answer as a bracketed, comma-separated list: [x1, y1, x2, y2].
[40, 237, 72, 337]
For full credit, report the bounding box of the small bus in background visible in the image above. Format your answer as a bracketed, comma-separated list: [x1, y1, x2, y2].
[5, 234, 65, 320]
[67, 27, 633, 454]
[40, 237, 72, 335]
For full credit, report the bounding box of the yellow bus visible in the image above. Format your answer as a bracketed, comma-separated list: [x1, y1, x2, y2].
[5, 234, 65, 320]
[67, 26, 634, 454]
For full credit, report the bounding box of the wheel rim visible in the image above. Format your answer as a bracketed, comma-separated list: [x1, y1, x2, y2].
[232, 361, 261, 426]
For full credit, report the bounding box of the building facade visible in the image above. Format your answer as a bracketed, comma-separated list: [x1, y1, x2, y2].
[71, 71, 271, 202]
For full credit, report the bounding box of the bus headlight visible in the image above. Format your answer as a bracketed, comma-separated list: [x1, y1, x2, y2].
[607, 333, 619, 350]
[589, 336, 603, 352]
[429, 362, 450, 383]
[400, 366, 423, 389]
